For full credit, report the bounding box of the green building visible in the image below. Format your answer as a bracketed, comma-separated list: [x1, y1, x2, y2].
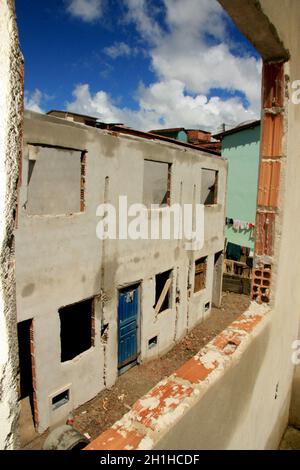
[214, 120, 261, 265]
[150, 127, 188, 142]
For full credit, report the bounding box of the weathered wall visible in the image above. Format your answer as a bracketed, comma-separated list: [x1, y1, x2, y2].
[223, 124, 260, 249]
[154, 0, 300, 448]
[85, 0, 300, 451]
[26, 146, 82, 216]
[0, 0, 23, 450]
[16, 111, 227, 432]
[248, 0, 300, 430]
[153, 0, 300, 448]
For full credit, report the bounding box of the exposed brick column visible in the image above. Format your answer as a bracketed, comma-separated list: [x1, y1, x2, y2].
[29, 321, 39, 427]
[252, 62, 285, 304]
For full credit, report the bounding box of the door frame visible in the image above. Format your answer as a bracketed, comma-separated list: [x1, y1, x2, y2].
[17, 318, 38, 428]
[117, 281, 142, 373]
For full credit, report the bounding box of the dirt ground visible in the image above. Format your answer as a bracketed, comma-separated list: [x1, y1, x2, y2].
[279, 426, 300, 450]
[24, 292, 249, 449]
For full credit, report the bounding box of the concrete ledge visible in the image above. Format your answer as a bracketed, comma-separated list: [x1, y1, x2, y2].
[84, 302, 270, 450]
[218, 0, 289, 61]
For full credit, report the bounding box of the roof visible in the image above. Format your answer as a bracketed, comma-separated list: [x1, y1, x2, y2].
[45, 110, 220, 156]
[107, 125, 220, 156]
[149, 127, 186, 134]
[47, 110, 99, 122]
[213, 119, 261, 140]
[186, 128, 211, 134]
[150, 127, 212, 135]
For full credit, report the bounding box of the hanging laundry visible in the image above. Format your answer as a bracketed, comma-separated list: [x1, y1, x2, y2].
[233, 219, 241, 230]
[227, 218, 255, 231]
[227, 242, 242, 261]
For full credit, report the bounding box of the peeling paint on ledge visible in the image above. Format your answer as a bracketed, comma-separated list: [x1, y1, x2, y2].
[84, 304, 270, 451]
[84, 425, 146, 451]
[132, 380, 194, 431]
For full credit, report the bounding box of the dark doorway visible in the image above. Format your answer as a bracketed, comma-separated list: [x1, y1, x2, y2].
[18, 320, 33, 403]
[212, 251, 223, 307]
[17, 319, 35, 424]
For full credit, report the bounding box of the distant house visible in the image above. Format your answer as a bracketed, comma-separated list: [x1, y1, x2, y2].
[150, 127, 221, 154]
[214, 120, 261, 290]
[150, 127, 189, 142]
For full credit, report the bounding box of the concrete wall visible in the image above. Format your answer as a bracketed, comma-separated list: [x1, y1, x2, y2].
[85, 0, 300, 451]
[27, 146, 82, 216]
[223, 124, 260, 249]
[0, 0, 23, 450]
[15, 111, 227, 432]
[143, 160, 169, 206]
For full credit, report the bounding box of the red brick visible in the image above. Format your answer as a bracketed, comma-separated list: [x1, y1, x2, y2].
[132, 380, 193, 430]
[213, 331, 244, 355]
[263, 62, 284, 108]
[257, 161, 281, 208]
[255, 211, 275, 256]
[261, 113, 283, 158]
[231, 314, 263, 333]
[84, 426, 145, 451]
[175, 357, 216, 383]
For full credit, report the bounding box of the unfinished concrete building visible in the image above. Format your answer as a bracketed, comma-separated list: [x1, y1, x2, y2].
[15, 110, 227, 433]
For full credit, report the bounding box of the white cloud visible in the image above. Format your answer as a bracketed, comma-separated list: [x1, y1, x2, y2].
[66, 0, 103, 22]
[123, 0, 262, 125]
[24, 89, 44, 113]
[104, 42, 136, 59]
[67, 84, 121, 122]
[67, 0, 262, 131]
[124, 0, 162, 44]
[67, 81, 257, 132]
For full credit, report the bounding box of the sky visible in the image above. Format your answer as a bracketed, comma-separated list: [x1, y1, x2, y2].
[16, 0, 262, 133]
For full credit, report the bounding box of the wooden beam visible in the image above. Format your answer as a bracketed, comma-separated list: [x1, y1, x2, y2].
[154, 278, 172, 315]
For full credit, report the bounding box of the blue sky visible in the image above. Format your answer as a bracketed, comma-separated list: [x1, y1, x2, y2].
[16, 0, 262, 132]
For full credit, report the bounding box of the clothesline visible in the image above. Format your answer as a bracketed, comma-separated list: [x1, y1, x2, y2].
[225, 218, 255, 231]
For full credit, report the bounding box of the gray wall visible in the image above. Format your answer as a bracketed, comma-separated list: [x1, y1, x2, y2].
[27, 146, 82, 216]
[16, 111, 227, 431]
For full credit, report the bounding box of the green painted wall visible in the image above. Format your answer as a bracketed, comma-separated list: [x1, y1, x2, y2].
[222, 124, 260, 249]
[154, 130, 188, 142]
[176, 130, 188, 142]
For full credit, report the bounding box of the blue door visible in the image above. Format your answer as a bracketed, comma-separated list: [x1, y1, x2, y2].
[118, 284, 140, 370]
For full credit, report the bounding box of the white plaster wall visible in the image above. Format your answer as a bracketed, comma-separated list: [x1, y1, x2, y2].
[0, 0, 23, 450]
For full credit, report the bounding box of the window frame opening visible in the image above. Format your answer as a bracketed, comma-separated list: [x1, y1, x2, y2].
[143, 159, 172, 208]
[201, 168, 218, 206]
[194, 257, 207, 293]
[26, 144, 87, 216]
[51, 389, 70, 411]
[154, 269, 173, 314]
[59, 297, 95, 363]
